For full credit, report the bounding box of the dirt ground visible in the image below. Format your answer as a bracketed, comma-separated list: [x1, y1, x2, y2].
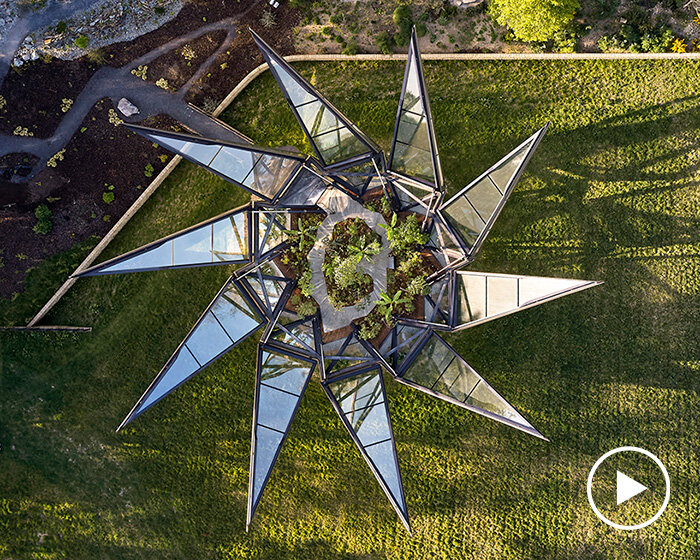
[0, 0, 300, 301]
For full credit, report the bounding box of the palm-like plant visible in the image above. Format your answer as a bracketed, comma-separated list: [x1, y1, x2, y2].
[375, 289, 411, 323]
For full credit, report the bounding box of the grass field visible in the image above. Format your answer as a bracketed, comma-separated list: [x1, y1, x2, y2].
[1, 60, 699, 559]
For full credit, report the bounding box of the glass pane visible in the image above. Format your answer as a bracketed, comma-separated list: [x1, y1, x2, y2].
[257, 384, 299, 432]
[403, 335, 452, 388]
[346, 403, 390, 446]
[252, 425, 284, 502]
[432, 358, 479, 402]
[402, 54, 421, 114]
[138, 346, 199, 412]
[98, 241, 173, 273]
[518, 276, 584, 305]
[298, 100, 342, 137]
[258, 212, 287, 255]
[212, 286, 261, 341]
[244, 154, 298, 199]
[442, 196, 482, 249]
[465, 381, 530, 426]
[314, 126, 368, 165]
[392, 142, 433, 184]
[209, 146, 259, 184]
[212, 213, 248, 262]
[185, 311, 232, 365]
[465, 177, 502, 222]
[456, 274, 487, 323]
[364, 439, 404, 510]
[489, 141, 531, 192]
[279, 167, 327, 206]
[486, 276, 518, 315]
[260, 350, 311, 395]
[269, 58, 317, 106]
[150, 133, 220, 164]
[330, 372, 383, 413]
[396, 112, 430, 152]
[172, 225, 212, 266]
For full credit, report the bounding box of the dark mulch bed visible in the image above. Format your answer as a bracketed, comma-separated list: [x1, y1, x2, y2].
[0, 57, 99, 138]
[147, 29, 227, 91]
[0, 0, 301, 302]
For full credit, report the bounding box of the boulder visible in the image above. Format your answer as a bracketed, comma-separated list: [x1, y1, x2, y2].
[117, 98, 139, 117]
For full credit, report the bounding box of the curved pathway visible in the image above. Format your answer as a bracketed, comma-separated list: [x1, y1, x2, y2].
[0, 0, 105, 86]
[0, 18, 245, 180]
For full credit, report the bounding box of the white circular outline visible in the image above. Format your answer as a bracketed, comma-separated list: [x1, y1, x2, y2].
[586, 446, 670, 530]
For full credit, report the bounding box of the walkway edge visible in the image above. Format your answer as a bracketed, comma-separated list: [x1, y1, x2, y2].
[25, 51, 700, 326]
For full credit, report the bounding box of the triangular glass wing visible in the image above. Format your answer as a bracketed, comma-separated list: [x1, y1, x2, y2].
[251, 31, 378, 168]
[254, 208, 292, 259]
[248, 346, 315, 527]
[378, 322, 430, 375]
[77, 206, 251, 277]
[269, 315, 320, 359]
[324, 367, 410, 531]
[117, 278, 265, 429]
[388, 30, 443, 190]
[277, 165, 328, 207]
[440, 125, 548, 258]
[397, 331, 544, 439]
[454, 271, 600, 330]
[127, 124, 304, 201]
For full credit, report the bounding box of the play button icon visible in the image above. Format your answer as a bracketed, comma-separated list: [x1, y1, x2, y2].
[587, 446, 670, 530]
[616, 471, 647, 505]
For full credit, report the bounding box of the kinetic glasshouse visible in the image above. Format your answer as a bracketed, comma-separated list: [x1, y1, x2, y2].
[76, 29, 599, 531]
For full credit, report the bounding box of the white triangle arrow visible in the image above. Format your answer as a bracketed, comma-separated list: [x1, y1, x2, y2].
[616, 471, 648, 505]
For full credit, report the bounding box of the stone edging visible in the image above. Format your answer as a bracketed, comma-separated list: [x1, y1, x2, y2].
[24, 49, 700, 327]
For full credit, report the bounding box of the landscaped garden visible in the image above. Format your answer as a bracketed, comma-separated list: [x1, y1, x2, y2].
[0, 59, 698, 558]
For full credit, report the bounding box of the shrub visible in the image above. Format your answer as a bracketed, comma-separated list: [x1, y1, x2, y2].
[376, 31, 393, 54]
[56, 21, 67, 33]
[87, 48, 108, 65]
[358, 316, 383, 340]
[155, 78, 169, 90]
[330, 14, 343, 25]
[415, 22, 427, 38]
[33, 204, 52, 235]
[489, 0, 580, 43]
[74, 35, 89, 49]
[155, 5, 165, 15]
[102, 191, 115, 204]
[46, 149, 65, 168]
[144, 163, 154, 177]
[181, 45, 196, 61]
[60, 98, 73, 113]
[342, 38, 359, 55]
[131, 65, 148, 80]
[107, 108, 123, 126]
[261, 9, 277, 29]
[393, 5, 413, 47]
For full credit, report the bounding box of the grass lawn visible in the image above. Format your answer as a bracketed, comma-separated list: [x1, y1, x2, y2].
[1, 59, 699, 559]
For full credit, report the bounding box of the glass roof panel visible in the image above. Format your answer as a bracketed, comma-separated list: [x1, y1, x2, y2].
[243, 153, 299, 199]
[209, 146, 259, 184]
[297, 100, 342, 137]
[211, 285, 263, 342]
[268, 57, 317, 106]
[330, 371, 384, 413]
[185, 311, 232, 365]
[278, 167, 327, 206]
[489, 140, 532, 192]
[486, 275, 519, 315]
[149, 132, 221, 164]
[96, 242, 173, 274]
[252, 425, 284, 505]
[313, 126, 369, 165]
[212, 213, 248, 262]
[257, 384, 301, 432]
[465, 380, 532, 427]
[392, 137, 434, 185]
[364, 439, 405, 515]
[172, 224, 212, 266]
[137, 346, 199, 413]
[260, 350, 311, 395]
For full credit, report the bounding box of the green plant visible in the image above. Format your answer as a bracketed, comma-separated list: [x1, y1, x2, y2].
[131, 65, 148, 80]
[393, 5, 413, 48]
[56, 21, 67, 33]
[181, 45, 196, 61]
[107, 108, 123, 126]
[376, 31, 393, 54]
[102, 191, 115, 204]
[343, 38, 359, 55]
[144, 163, 154, 178]
[405, 275, 428, 297]
[375, 290, 411, 323]
[60, 98, 73, 113]
[489, 0, 580, 42]
[74, 35, 89, 49]
[46, 149, 65, 168]
[155, 5, 165, 15]
[415, 22, 427, 38]
[261, 9, 277, 29]
[0, 95, 6, 110]
[13, 126, 33, 137]
[357, 315, 383, 340]
[33, 204, 52, 235]
[291, 294, 317, 318]
[155, 78, 169, 90]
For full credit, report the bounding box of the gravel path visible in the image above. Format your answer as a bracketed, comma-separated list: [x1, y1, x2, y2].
[0, 18, 245, 180]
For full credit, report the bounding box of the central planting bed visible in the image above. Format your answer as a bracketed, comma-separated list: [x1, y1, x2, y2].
[2, 61, 697, 560]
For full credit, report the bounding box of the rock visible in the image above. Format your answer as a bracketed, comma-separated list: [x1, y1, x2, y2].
[117, 98, 139, 117]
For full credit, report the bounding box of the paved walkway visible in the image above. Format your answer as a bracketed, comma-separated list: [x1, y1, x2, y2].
[0, 18, 245, 180]
[310, 189, 391, 332]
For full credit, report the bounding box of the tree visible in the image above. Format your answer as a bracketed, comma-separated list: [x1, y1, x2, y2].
[490, 0, 579, 43]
